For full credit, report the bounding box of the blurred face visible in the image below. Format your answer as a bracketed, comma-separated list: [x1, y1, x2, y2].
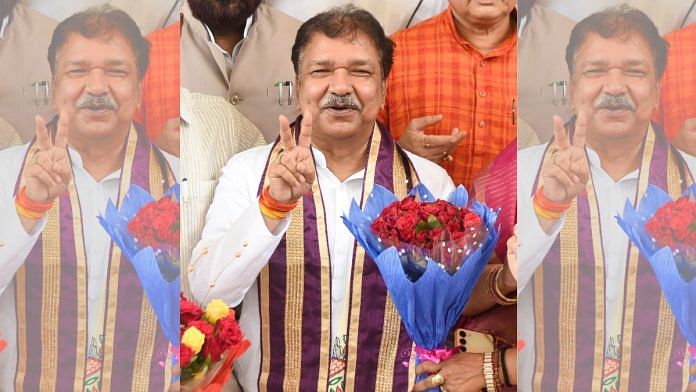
[296, 32, 385, 142]
[449, 0, 516, 26]
[0, 0, 19, 19]
[188, 0, 261, 31]
[52, 32, 141, 140]
[570, 32, 660, 142]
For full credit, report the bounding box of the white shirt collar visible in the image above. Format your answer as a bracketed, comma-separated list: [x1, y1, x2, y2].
[585, 145, 639, 183]
[66, 144, 122, 183]
[311, 146, 367, 184]
[0, 15, 9, 39]
[203, 13, 255, 64]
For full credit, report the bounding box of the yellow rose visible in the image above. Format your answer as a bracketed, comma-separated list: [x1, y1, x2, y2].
[204, 299, 230, 323]
[181, 326, 205, 354]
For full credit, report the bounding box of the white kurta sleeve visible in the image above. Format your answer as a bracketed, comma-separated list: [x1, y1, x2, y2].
[517, 144, 565, 292]
[187, 146, 289, 307]
[0, 144, 46, 296]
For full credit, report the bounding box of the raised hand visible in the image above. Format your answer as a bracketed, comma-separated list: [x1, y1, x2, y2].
[541, 111, 590, 203]
[24, 112, 72, 204]
[268, 111, 316, 204]
[397, 115, 467, 162]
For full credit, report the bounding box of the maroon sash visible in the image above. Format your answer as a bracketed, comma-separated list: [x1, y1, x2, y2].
[256, 119, 419, 391]
[531, 120, 694, 391]
[13, 124, 172, 391]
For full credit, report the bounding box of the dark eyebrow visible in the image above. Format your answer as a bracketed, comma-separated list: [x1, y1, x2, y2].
[64, 59, 130, 67]
[308, 59, 373, 67]
[622, 59, 647, 67]
[581, 60, 609, 68]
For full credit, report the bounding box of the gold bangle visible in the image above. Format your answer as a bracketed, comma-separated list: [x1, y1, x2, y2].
[493, 266, 517, 304]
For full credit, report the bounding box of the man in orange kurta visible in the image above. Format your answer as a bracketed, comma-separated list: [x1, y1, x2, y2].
[135, 21, 180, 155]
[380, 1, 517, 188]
[656, 21, 696, 157]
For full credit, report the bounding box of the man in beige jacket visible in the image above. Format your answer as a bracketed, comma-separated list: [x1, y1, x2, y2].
[181, 0, 301, 142]
[0, 0, 57, 142]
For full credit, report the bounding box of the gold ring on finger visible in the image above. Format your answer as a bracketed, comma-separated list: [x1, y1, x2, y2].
[440, 386, 449, 392]
[276, 150, 286, 165]
[442, 154, 454, 163]
[551, 150, 559, 164]
[431, 373, 445, 386]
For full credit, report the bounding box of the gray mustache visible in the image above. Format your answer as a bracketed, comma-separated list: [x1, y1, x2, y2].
[77, 94, 118, 111]
[594, 94, 635, 111]
[320, 95, 361, 110]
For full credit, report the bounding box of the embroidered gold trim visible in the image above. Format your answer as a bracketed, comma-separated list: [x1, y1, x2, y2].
[129, 149, 165, 390]
[374, 143, 409, 391]
[344, 125, 381, 392]
[101, 126, 138, 391]
[283, 198, 305, 392]
[649, 147, 684, 390]
[40, 202, 61, 391]
[557, 199, 578, 391]
[619, 126, 655, 388]
[584, 175, 606, 390]
[312, 179, 332, 391]
[131, 296, 157, 391]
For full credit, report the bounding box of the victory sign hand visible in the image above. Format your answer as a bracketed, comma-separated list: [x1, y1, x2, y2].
[541, 111, 590, 203]
[268, 111, 316, 204]
[24, 112, 72, 204]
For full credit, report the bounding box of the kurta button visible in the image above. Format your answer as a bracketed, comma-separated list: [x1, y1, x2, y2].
[478, 121, 486, 128]
[231, 94, 241, 105]
[479, 91, 487, 97]
[480, 61, 487, 67]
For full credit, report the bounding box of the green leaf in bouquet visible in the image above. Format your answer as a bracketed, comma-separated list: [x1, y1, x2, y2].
[427, 214, 442, 229]
[415, 221, 429, 234]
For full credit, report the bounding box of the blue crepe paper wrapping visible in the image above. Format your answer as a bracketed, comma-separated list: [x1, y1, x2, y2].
[343, 184, 500, 391]
[616, 184, 696, 384]
[98, 184, 180, 349]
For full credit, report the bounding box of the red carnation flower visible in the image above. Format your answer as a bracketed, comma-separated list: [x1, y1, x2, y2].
[180, 344, 194, 368]
[180, 295, 203, 326]
[188, 320, 214, 337]
[216, 315, 244, 348]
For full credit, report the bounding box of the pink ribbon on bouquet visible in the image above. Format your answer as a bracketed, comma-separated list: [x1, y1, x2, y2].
[414, 346, 457, 364]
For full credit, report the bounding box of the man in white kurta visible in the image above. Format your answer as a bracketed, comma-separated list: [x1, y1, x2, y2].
[187, 6, 454, 391]
[517, 6, 696, 391]
[0, 6, 178, 391]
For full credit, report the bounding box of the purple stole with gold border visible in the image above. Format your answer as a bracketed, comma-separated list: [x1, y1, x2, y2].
[13, 124, 173, 391]
[530, 121, 694, 391]
[256, 119, 419, 391]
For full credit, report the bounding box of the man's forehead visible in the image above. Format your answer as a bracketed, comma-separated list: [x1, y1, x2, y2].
[303, 32, 379, 62]
[56, 32, 137, 61]
[576, 32, 653, 58]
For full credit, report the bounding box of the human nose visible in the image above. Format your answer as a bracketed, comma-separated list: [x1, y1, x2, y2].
[602, 69, 628, 96]
[328, 69, 353, 96]
[84, 69, 109, 95]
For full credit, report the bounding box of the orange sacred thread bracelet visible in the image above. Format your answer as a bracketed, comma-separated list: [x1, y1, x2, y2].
[259, 185, 298, 219]
[15, 186, 54, 219]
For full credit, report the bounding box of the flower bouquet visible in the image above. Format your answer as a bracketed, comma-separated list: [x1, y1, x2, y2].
[342, 184, 499, 391]
[98, 184, 180, 349]
[98, 184, 181, 383]
[180, 296, 250, 392]
[616, 184, 696, 385]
